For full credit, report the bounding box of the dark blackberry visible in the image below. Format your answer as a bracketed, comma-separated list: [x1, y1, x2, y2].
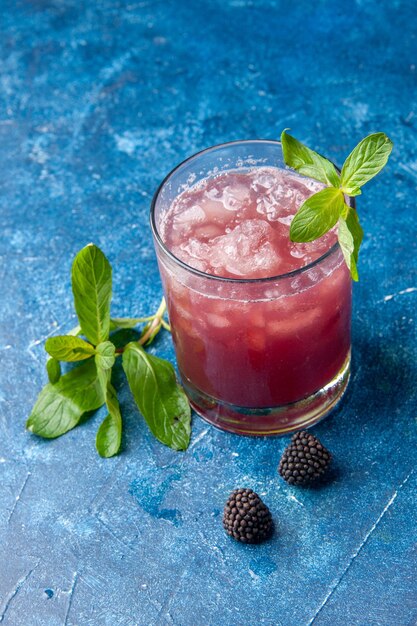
[279, 431, 331, 486]
[223, 488, 273, 544]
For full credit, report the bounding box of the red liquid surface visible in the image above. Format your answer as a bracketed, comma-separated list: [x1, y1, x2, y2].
[158, 168, 351, 408]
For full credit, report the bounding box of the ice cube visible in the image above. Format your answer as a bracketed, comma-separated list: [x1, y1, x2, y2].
[189, 259, 209, 272]
[222, 185, 249, 211]
[256, 193, 281, 221]
[181, 239, 210, 259]
[173, 204, 206, 227]
[174, 315, 200, 338]
[173, 240, 210, 272]
[173, 299, 193, 321]
[254, 175, 317, 221]
[203, 184, 248, 213]
[226, 183, 250, 202]
[206, 312, 231, 328]
[267, 307, 321, 338]
[194, 223, 224, 240]
[205, 187, 222, 200]
[255, 179, 300, 221]
[201, 190, 230, 222]
[271, 183, 287, 201]
[277, 215, 293, 226]
[208, 219, 279, 277]
[251, 170, 278, 190]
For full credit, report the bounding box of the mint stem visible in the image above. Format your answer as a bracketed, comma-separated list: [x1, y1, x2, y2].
[138, 316, 162, 345]
[114, 297, 170, 355]
[161, 319, 171, 332]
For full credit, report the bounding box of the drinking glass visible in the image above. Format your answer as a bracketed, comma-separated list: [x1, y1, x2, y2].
[150, 140, 352, 435]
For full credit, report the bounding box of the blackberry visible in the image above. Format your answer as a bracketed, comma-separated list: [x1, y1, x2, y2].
[279, 431, 331, 486]
[223, 488, 273, 544]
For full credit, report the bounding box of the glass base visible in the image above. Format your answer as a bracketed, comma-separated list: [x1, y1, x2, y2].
[181, 352, 351, 436]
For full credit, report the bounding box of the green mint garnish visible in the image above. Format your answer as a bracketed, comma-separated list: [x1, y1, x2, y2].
[340, 133, 393, 196]
[95, 353, 121, 459]
[289, 187, 345, 242]
[95, 341, 116, 371]
[95, 381, 122, 458]
[122, 343, 191, 452]
[281, 130, 340, 187]
[27, 359, 106, 439]
[46, 357, 61, 384]
[71, 244, 112, 345]
[45, 335, 96, 362]
[281, 130, 393, 280]
[26, 243, 191, 457]
[338, 207, 364, 282]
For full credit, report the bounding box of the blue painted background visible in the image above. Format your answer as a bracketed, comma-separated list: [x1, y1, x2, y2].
[1, 1, 416, 624]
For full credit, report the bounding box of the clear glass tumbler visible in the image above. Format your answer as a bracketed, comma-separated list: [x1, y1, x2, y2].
[150, 140, 352, 435]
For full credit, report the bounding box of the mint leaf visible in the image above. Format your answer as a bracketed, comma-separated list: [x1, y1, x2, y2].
[337, 216, 353, 251]
[346, 207, 364, 262]
[122, 343, 191, 451]
[341, 132, 393, 195]
[95, 341, 116, 370]
[338, 217, 355, 276]
[27, 359, 105, 438]
[72, 244, 112, 346]
[339, 207, 364, 281]
[46, 357, 61, 384]
[96, 383, 122, 458]
[281, 130, 340, 187]
[45, 335, 95, 362]
[290, 187, 344, 242]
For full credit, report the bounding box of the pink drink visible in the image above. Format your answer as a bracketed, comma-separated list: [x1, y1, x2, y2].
[162, 168, 336, 278]
[152, 142, 351, 435]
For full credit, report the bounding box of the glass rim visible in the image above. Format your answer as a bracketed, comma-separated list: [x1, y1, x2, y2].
[150, 139, 353, 284]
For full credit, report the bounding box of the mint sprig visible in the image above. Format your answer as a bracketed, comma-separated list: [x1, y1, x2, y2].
[26, 243, 191, 457]
[281, 130, 393, 280]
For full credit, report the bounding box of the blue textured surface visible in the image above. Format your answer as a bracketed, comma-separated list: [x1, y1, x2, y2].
[0, 1, 416, 625]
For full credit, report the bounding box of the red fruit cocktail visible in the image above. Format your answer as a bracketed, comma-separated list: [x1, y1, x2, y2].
[151, 141, 352, 435]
